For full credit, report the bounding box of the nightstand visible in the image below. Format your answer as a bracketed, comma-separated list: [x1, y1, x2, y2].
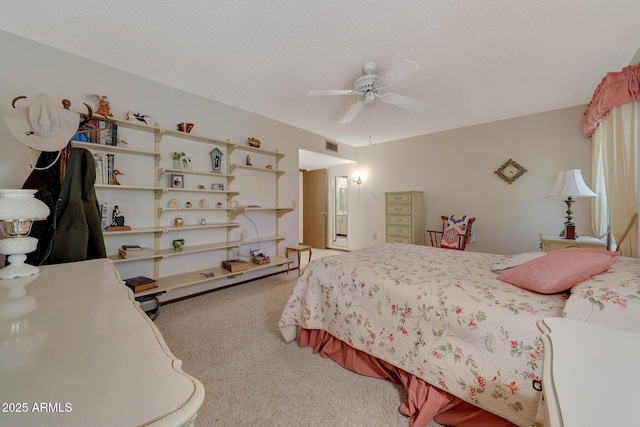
[538, 317, 640, 426]
[539, 234, 607, 252]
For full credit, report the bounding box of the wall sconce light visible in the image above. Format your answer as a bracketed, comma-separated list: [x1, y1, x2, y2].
[0, 189, 50, 279]
[352, 170, 367, 185]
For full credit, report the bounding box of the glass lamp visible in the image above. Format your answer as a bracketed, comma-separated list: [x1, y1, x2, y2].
[0, 189, 50, 279]
[546, 170, 597, 238]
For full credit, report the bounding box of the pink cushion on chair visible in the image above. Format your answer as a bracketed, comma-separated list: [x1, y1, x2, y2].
[496, 249, 618, 294]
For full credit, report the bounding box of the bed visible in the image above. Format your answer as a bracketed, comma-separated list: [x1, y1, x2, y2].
[279, 243, 640, 427]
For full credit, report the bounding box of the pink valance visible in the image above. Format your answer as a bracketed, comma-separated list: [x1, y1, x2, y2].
[583, 64, 640, 138]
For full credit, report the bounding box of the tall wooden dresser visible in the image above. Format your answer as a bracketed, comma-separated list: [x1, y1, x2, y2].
[385, 191, 425, 245]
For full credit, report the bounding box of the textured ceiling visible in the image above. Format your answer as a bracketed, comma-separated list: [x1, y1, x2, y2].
[1, 1, 639, 148]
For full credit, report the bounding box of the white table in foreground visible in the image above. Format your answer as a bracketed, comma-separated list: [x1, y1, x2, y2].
[537, 317, 640, 427]
[0, 259, 204, 426]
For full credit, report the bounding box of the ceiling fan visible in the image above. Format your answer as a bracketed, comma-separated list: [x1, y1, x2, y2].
[307, 59, 427, 123]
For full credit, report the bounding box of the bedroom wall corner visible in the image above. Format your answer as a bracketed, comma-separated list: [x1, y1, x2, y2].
[350, 105, 592, 255]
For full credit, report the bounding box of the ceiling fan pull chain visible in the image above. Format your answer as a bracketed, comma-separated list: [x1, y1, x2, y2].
[369, 103, 372, 144]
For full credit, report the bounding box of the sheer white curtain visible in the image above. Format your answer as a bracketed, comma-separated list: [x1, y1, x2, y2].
[591, 101, 639, 257]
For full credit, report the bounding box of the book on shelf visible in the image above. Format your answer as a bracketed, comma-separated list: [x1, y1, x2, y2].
[110, 123, 118, 146]
[99, 202, 108, 230]
[119, 247, 156, 258]
[222, 259, 250, 272]
[124, 276, 157, 293]
[122, 245, 142, 251]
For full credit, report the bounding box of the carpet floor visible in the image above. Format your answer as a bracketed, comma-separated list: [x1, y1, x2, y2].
[154, 251, 445, 427]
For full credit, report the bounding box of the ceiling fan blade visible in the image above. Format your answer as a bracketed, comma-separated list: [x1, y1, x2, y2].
[340, 100, 366, 123]
[306, 90, 354, 96]
[380, 92, 427, 111]
[375, 59, 420, 89]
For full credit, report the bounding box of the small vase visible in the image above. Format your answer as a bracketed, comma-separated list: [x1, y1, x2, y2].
[174, 216, 184, 227]
[173, 159, 181, 169]
[172, 239, 185, 251]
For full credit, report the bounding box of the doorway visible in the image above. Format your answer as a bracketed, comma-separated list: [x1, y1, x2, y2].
[302, 169, 327, 248]
[333, 176, 348, 248]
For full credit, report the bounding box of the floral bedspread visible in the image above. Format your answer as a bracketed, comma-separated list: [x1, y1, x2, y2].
[564, 255, 640, 334]
[279, 244, 567, 427]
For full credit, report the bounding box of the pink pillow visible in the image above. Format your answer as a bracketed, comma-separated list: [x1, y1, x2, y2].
[496, 250, 618, 294]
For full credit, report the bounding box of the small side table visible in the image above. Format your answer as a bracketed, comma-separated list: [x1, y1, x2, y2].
[539, 234, 607, 252]
[285, 245, 312, 276]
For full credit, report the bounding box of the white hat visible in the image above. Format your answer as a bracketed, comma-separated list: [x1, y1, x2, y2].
[4, 94, 79, 152]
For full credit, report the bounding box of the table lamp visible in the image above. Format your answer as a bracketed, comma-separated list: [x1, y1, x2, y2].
[0, 189, 50, 279]
[546, 169, 597, 238]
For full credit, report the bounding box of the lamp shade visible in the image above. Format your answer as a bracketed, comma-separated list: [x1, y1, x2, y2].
[546, 170, 597, 198]
[0, 189, 50, 221]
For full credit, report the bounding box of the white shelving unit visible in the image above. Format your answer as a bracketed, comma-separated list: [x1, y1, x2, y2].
[73, 113, 293, 298]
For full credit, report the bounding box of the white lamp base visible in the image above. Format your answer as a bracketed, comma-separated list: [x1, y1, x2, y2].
[0, 236, 39, 279]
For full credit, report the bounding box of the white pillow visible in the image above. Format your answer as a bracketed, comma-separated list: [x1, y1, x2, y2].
[491, 252, 547, 272]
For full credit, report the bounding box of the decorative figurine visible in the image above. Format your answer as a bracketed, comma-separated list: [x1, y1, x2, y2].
[247, 137, 261, 148]
[246, 155, 252, 166]
[199, 199, 209, 208]
[87, 94, 112, 117]
[112, 169, 124, 185]
[185, 201, 192, 208]
[174, 216, 184, 227]
[110, 206, 125, 227]
[168, 198, 178, 208]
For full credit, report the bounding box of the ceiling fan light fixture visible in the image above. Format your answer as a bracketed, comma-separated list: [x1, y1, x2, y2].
[364, 91, 375, 103]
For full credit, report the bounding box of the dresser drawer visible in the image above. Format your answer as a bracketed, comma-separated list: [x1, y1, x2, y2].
[539, 235, 607, 253]
[387, 215, 412, 225]
[386, 235, 412, 244]
[386, 204, 412, 214]
[387, 225, 412, 235]
[385, 193, 411, 204]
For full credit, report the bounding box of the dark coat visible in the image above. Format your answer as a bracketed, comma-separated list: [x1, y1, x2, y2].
[23, 147, 106, 265]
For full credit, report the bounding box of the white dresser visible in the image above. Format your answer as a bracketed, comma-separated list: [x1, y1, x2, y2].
[0, 259, 204, 427]
[385, 191, 424, 245]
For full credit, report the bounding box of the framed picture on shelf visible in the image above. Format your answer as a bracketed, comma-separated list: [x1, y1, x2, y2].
[171, 173, 184, 188]
[212, 183, 224, 191]
[180, 155, 190, 169]
[210, 148, 223, 173]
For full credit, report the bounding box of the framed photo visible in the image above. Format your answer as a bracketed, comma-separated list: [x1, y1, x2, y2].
[180, 155, 190, 169]
[171, 173, 184, 188]
[210, 148, 223, 173]
[212, 183, 224, 191]
[127, 111, 154, 126]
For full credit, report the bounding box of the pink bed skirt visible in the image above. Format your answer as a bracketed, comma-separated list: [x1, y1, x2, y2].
[299, 328, 516, 427]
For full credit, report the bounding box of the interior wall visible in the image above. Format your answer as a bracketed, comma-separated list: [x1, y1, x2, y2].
[347, 106, 592, 255]
[0, 31, 332, 297]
